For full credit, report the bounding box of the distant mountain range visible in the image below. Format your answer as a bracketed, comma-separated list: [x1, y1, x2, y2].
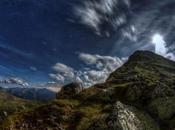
[0, 82, 61, 101]
[1, 87, 56, 101]
[1, 51, 175, 130]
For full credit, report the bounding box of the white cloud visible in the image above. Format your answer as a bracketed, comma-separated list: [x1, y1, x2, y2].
[74, 0, 133, 38]
[52, 63, 74, 75]
[77, 53, 124, 86]
[49, 73, 65, 83]
[166, 53, 175, 61]
[151, 34, 175, 61]
[79, 53, 123, 71]
[50, 53, 124, 87]
[79, 53, 98, 65]
[76, 6, 101, 33]
[122, 25, 138, 42]
[49, 63, 75, 84]
[0, 77, 29, 87]
[30, 66, 37, 71]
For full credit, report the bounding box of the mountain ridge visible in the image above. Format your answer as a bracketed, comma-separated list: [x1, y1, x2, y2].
[1, 51, 175, 130]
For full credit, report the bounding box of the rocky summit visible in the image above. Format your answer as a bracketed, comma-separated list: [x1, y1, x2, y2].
[1, 51, 175, 130]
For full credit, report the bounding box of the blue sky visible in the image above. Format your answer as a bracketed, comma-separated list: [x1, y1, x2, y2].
[0, 0, 174, 86]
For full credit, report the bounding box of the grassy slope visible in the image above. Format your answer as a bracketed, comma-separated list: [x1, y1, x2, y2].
[0, 91, 38, 129]
[2, 51, 175, 130]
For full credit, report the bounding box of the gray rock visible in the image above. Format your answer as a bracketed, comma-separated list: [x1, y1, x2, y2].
[57, 82, 83, 98]
[107, 101, 159, 130]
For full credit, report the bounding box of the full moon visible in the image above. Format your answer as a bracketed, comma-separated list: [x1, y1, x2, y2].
[152, 34, 167, 55]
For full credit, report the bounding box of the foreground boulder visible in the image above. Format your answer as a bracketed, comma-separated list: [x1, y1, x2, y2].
[57, 82, 84, 98]
[107, 101, 159, 130]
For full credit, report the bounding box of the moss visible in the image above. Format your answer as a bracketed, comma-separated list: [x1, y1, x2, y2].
[169, 117, 175, 129]
[52, 99, 80, 108]
[148, 97, 175, 120]
[110, 82, 132, 88]
[0, 92, 37, 129]
[135, 110, 160, 130]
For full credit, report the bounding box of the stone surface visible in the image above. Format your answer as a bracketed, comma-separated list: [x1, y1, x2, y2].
[107, 101, 159, 130]
[57, 82, 84, 98]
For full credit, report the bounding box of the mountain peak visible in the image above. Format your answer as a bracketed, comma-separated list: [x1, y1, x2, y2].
[132, 50, 155, 55]
[107, 50, 175, 82]
[123, 50, 175, 67]
[128, 50, 163, 63]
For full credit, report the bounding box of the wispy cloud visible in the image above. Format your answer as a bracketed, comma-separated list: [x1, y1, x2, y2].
[49, 53, 124, 87]
[79, 53, 123, 71]
[49, 63, 75, 84]
[129, 1, 175, 56]
[0, 77, 29, 87]
[0, 42, 34, 59]
[74, 0, 136, 40]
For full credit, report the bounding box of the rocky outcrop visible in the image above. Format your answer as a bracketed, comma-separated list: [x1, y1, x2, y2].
[147, 97, 175, 129]
[57, 82, 83, 98]
[107, 101, 159, 130]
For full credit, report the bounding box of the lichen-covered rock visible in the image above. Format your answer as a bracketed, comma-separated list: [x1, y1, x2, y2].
[147, 97, 175, 129]
[57, 82, 84, 98]
[107, 101, 159, 130]
[87, 118, 108, 130]
[149, 84, 175, 99]
[148, 97, 175, 120]
[125, 82, 146, 102]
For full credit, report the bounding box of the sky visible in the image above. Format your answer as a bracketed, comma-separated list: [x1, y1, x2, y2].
[0, 0, 175, 87]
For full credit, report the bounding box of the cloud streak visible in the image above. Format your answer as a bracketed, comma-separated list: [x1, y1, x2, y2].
[129, 1, 175, 57]
[74, 0, 136, 40]
[0, 42, 34, 59]
[0, 77, 29, 87]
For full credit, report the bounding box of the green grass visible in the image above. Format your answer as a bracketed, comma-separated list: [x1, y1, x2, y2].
[2, 51, 175, 130]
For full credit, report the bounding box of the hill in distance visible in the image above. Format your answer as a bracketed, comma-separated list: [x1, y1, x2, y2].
[0, 90, 37, 129]
[1, 51, 175, 130]
[0, 82, 62, 101]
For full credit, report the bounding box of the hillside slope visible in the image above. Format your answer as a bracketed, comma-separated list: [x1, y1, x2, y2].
[0, 90, 37, 129]
[2, 51, 175, 130]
